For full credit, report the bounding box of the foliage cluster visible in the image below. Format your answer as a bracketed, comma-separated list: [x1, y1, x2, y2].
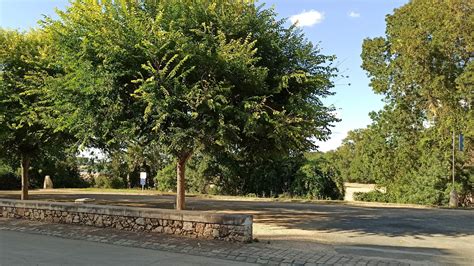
[0, 153, 86, 190]
[353, 191, 388, 203]
[1, 0, 340, 204]
[152, 151, 344, 199]
[333, 0, 473, 205]
[93, 174, 125, 189]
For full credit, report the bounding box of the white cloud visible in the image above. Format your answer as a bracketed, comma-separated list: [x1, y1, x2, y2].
[290, 10, 325, 27]
[349, 11, 361, 18]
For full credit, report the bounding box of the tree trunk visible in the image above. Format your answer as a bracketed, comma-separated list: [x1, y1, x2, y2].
[21, 154, 30, 200]
[176, 152, 191, 210]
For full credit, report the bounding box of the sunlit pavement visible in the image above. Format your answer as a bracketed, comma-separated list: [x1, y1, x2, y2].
[1, 218, 427, 265]
[0, 229, 254, 266]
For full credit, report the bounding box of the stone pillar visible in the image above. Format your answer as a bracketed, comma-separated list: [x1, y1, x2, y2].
[43, 175, 53, 189]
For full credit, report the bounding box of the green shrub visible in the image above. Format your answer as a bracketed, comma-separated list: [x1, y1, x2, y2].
[110, 176, 125, 189]
[0, 172, 20, 190]
[94, 174, 108, 188]
[291, 159, 344, 200]
[207, 184, 219, 195]
[0, 160, 19, 190]
[155, 163, 176, 192]
[353, 190, 388, 202]
[94, 174, 124, 189]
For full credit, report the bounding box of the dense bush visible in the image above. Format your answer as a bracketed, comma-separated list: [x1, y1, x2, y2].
[292, 161, 343, 200]
[347, 0, 473, 206]
[155, 163, 176, 192]
[93, 174, 125, 189]
[0, 154, 87, 190]
[31, 160, 87, 189]
[154, 154, 216, 194]
[231, 155, 306, 197]
[150, 151, 345, 200]
[0, 160, 19, 190]
[0, 172, 20, 190]
[353, 191, 388, 202]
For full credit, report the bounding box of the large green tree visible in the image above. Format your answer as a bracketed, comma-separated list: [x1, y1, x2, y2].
[0, 29, 69, 199]
[357, 0, 473, 204]
[44, 0, 338, 209]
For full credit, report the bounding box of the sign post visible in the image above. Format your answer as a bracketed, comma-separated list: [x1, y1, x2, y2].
[449, 130, 458, 208]
[140, 172, 147, 191]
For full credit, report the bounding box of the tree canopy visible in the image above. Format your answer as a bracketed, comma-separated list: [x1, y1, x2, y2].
[334, 0, 474, 205]
[0, 29, 76, 199]
[42, 0, 338, 209]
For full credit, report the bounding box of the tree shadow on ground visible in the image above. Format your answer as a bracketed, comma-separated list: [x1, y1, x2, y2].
[265, 239, 458, 265]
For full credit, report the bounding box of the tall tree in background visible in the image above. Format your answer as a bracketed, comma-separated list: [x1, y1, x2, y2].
[0, 29, 65, 199]
[44, 0, 338, 209]
[359, 0, 473, 204]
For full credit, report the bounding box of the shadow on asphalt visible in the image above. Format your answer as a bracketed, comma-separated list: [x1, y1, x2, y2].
[334, 243, 457, 264]
[1, 192, 473, 238]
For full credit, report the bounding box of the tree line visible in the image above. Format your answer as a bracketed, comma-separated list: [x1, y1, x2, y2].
[1, 0, 472, 207]
[329, 0, 473, 205]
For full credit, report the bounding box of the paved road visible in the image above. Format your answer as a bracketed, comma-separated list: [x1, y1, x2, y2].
[0, 218, 422, 265]
[0, 230, 254, 266]
[1, 190, 473, 264]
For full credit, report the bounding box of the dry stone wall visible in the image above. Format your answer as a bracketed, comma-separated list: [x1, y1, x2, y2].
[0, 199, 252, 242]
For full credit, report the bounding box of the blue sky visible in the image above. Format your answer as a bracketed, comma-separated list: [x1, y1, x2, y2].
[262, 0, 409, 151]
[0, 0, 408, 151]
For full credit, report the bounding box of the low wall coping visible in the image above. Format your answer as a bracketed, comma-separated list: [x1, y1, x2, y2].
[0, 199, 251, 226]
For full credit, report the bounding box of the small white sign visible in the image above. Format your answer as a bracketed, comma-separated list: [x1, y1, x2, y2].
[140, 172, 147, 186]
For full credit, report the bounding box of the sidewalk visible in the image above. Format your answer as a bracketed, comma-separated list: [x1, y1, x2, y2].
[0, 230, 252, 266]
[0, 218, 432, 266]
